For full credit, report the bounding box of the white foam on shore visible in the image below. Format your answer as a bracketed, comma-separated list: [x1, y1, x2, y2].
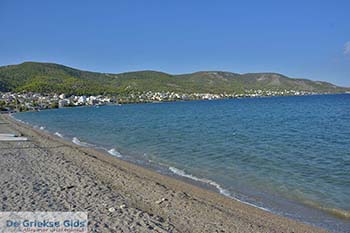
[17, 119, 25, 124]
[54, 132, 64, 138]
[72, 137, 93, 147]
[107, 148, 122, 158]
[169, 167, 231, 196]
[10, 114, 29, 125]
[168, 166, 270, 212]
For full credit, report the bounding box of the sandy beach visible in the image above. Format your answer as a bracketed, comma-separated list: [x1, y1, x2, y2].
[0, 114, 326, 233]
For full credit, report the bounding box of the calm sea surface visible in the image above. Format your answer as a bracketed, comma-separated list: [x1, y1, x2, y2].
[15, 94, 350, 232]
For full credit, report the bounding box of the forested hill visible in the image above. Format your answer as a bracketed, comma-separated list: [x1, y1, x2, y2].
[0, 62, 348, 95]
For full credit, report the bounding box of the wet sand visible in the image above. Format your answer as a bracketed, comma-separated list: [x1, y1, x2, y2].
[0, 114, 326, 232]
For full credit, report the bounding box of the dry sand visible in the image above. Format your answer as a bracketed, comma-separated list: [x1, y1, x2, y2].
[0, 114, 326, 232]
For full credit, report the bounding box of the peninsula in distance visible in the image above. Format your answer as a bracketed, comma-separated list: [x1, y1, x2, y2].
[0, 62, 349, 111]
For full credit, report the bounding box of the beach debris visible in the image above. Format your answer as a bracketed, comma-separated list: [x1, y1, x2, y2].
[156, 198, 168, 205]
[60, 185, 75, 191]
[176, 192, 189, 199]
[108, 207, 115, 212]
[155, 182, 167, 189]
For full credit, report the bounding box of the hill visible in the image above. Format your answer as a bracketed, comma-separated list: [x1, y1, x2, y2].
[0, 62, 348, 95]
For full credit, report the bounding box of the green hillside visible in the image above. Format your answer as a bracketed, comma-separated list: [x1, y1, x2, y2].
[0, 62, 348, 95]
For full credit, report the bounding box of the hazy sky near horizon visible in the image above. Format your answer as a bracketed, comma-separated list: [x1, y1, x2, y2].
[0, 0, 349, 86]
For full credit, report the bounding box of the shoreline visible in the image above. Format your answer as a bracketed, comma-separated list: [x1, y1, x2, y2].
[3, 92, 348, 114]
[5, 113, 291, 215]
[0, 114, 326, 232]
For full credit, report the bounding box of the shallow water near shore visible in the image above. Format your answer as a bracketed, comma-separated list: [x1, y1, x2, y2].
[15, 94, 350, 232]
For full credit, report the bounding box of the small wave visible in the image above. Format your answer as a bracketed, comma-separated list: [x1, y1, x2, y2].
[108, 148, 122, 158]
[11, 115, 30, 125]
[322, 207, 350, 219]
[11, 115, 21, 122]
[39, 126, 45, 130]
[168, 166, 270, 212]
[169, 167, 230, 196]
[301, 199, 350, 219]
[54, 132, 64, 138]
[72, 137, 92, 147]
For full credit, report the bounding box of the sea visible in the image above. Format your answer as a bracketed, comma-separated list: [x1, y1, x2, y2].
[14, 94, 350, 232]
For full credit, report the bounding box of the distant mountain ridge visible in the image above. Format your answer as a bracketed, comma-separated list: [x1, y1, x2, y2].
[0, 62, 348, 95]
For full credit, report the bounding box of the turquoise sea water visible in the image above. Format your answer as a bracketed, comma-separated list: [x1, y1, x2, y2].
[15, 94, 350, 232]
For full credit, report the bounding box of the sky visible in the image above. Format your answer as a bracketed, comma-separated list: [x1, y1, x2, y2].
[0, 0, 349, 86]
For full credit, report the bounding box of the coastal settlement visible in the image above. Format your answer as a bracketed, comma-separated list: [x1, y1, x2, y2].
[1, 89, 322, 112]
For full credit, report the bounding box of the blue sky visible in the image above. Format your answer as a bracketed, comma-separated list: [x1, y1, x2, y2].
[0, 0, 349, 86]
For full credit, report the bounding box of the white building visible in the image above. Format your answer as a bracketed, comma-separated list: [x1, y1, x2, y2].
[77, 96, 87, 104]
[58, 99, 69, 108]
